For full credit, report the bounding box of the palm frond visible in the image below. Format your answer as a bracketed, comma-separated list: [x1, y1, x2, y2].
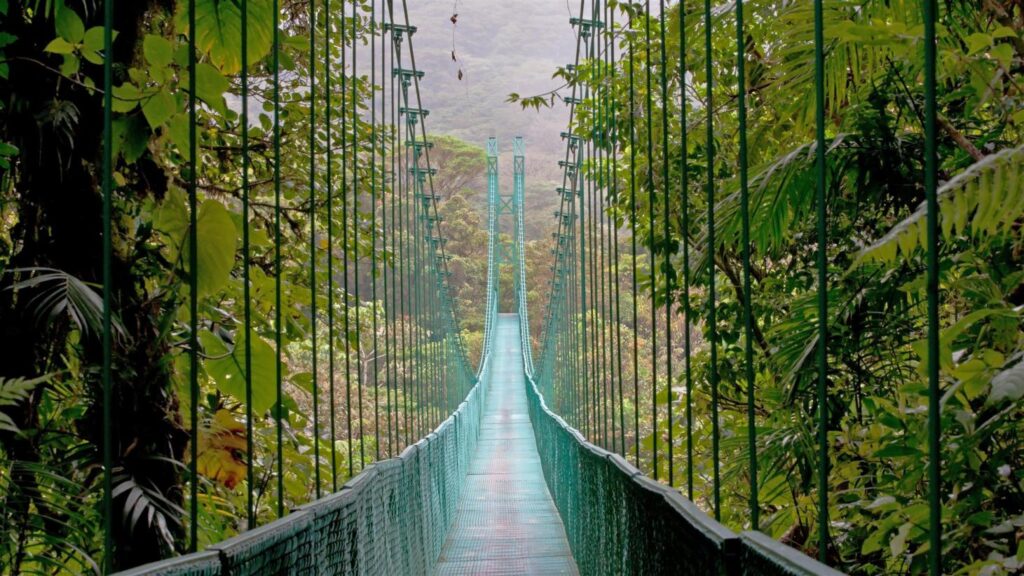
[4, 267, 127, 341]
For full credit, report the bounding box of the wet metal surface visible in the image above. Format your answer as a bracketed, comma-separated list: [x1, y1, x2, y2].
[435, 315, 579, 576]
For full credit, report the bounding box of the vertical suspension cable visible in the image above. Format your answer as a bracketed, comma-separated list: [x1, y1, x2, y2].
[309, 0, 321, 500]
[330, 0, 342, 491]
[187, 0, 200, 550]
[588, 16, 600, 442]
[923, 0, 941, 571]
[736, 0, 757, 528]
[340, 0, 353, 483]
[628, 9, 640, 467]
[644, 0, 659, 480]
[241, 0, 255, 530]
[371, 0, 381, 462]
[598, 0, 609, 451]
[589, 0, 602, 446]
[610, 6, 627, 458]
[272, 0, 285, 519]
[658, 0, 673, 486]
[678, 0, 694, 502]
[352, 0, 366, 470]
[391, 27, 408, 448]
[380, 0, 394, 457]
[813, 0, 829, 561]
[588, 125, 598, 442]
[579, 30, 590, 437]
[413, 161, 423, 438]
[350, 1, 366, 467]
[101, 0, 114, 568]
[703, 0, 721, 520]
[398, 77, 411, 445]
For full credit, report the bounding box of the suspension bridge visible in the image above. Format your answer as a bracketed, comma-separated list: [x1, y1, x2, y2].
[0, 0, 985, 572]
[114, 122, 842, 574]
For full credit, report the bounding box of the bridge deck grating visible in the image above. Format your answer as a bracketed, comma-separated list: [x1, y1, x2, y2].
[435, 314, 578, 576]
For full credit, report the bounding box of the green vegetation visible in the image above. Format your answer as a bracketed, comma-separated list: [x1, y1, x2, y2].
[0, 0, 468, 571]
[525, 1, 1024, 574]
[0, 0, 1020, 574]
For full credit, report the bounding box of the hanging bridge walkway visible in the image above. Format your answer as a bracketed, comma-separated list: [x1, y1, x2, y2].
[435, 315, 577, 576]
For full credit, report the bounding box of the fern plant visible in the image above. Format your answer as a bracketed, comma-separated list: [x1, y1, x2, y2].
[853, 146, 1024, 267]
[0, 374, 50, 433]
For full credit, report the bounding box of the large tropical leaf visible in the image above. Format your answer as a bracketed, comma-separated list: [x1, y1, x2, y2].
[176, 0, 275, 75]
[154, 194, 238, 297]
[200, 329, 280, 414]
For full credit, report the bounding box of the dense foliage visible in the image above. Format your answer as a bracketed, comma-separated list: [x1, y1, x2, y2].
[0, 0, 478, 572]
[530, 0, 1024, 574]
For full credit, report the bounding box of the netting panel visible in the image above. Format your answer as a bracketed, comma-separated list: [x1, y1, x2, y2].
[209, 510, 315, 575]
[116, 354, 491, 576]
[525, 372, 740, 575]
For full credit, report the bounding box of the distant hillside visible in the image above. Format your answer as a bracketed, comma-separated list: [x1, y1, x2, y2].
[406, 0, 578, 239]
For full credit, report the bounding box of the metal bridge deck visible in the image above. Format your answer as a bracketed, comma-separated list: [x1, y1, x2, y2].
[435, 314, 579, 576]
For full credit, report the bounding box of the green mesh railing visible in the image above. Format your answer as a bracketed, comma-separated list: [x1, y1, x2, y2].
[114, 348, 491, 576]
[523, 365, 845, 576]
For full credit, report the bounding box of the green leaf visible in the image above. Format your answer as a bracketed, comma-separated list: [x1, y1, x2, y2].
[290, 372, 313, 394]
[989, 360, 1024, 404]
[890, 522, 913, 558]
[195, 62, 229, 114]
[141, 91, 177, 129]
[200, 330, 279, 414]
[853, 147, 1024, 268]
[83, 26, 106, 52]
[60, 53, 79, 76]
[43, 37, 75, 54]
[861, 526, 888, 555]
[0, 374, 51, 433]
[154, 188, 189, 250]
[964, 33, 991, 55]
[873, 444, 921, 458]
[112, 83, 142, 113]
[112, 114, 149, 163]
[991, 43, 1015, 69]
[55, 5, 85, 43]
[166, 113, 192, 161]
[179, 0, 274, 75]
[81, 47, 104, 65]
[143, 34, 174, 69]
[185, 200, 237, 297]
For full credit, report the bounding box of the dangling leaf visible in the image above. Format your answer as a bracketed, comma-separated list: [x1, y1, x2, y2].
[187, 199, 237, 297]
[0, 374, 51, 433]
[200, 330, 280, 414]
[177, 0, 275, 75]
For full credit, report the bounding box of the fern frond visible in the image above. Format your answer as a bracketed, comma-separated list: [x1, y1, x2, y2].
[0, 374, 51, 433]
[853, 146, 1024, 268]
